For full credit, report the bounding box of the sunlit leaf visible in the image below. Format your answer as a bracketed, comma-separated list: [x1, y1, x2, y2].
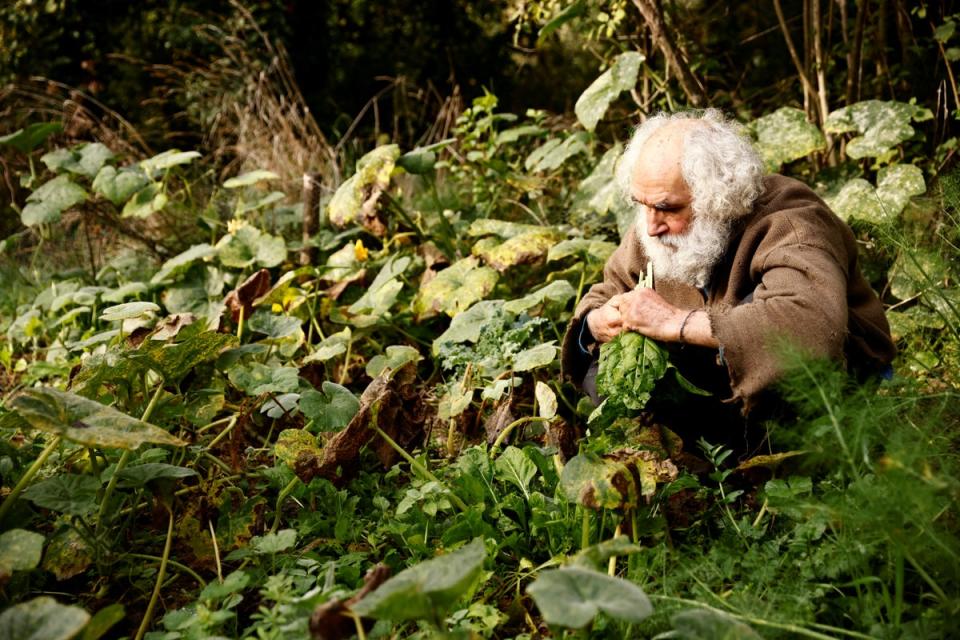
[227, 363, 299, 396]
[121, 182, 168, 218]
[413, 257, 498, 320]
[432, 300, 503, 356]
[21, 175, 87, 226]
[824, 100, 931, 159]
[525, 132, 590, 172]
[526, 566, 652, 629]
[303, 327, 352, 363]
[151, 243, 217, 284]
[99, 301, 159, 322]
[0, 596, 90, 640]
[223, 170, 279, 188]
[473, 228, 565, 272]
[140, 149, 201, 177]
[250, 529, 297, 554]
[575, 51, 644, 131]
[328, 144, 400, 228]
[494, 446, 537, 497]
[274, 429, 322, 467]
[512, 342, 557, 371]
[828, 164, 925, 224]
[351, 537, 486, 620]
[216, 225, 287, 269]
[11, 387, 185, 448]
[751, 107, 825, 170]
[535, 380, 557, 419]
[504, 280, 576, 314]
[366, 345, 423, 378]
[570, 145, 626, 218]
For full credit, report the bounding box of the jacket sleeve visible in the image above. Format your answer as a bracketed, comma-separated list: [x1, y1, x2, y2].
[560, 226, 646, 384]
[708, 213, 850, 413]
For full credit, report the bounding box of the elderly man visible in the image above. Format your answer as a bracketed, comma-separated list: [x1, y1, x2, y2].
[561, 110, 895, 433]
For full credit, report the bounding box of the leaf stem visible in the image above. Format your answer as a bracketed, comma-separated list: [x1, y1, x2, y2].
[134, 507, 175, 640]
[489, 416, 550, 454]
[0, 435, 62, 523]
[369, 423, 468, 512]
[270, 476, 301, 533]
[126, 552, 206, 587]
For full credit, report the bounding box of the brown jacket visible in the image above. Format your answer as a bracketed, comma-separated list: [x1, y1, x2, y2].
[561, 174, 896, 414]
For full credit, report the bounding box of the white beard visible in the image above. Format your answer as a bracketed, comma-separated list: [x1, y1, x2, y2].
[636, 213, 732, 289]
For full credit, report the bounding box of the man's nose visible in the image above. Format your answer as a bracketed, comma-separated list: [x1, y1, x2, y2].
[646, 208, 667, 237]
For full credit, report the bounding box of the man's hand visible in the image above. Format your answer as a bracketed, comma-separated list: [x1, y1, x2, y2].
[586, 294, 626, 343]
[619, 288, 687, 342]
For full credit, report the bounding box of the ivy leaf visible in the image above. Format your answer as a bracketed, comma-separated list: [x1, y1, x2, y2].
[413, 257, 498, 320]
[525, 132, 590, 172]
[22, 474, 101, 515]
[0, 529, 45, 574]
[92, 165, 150, 205]
[227, 363, 299, 396]
[223, 170, 279, 188]
[750, 107, 825, 170]
[21, 175, 87, 226]
[494, 446, 537, 498]
[11, 387, 185, 448]
[575, 51, 644, 131]
[351, 537, 486, 621]
[300, 381, 360, 431]
[0, 122, 62, 154]
[526, 566, 652, 629]
[0, 596, 90, 640]
[824, 100, 932, 159]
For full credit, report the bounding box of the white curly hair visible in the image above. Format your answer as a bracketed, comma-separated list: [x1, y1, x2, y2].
[615, 109, 765, 222]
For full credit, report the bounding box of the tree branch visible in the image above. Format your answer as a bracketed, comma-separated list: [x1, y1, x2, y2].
[630, 0, 707, 107]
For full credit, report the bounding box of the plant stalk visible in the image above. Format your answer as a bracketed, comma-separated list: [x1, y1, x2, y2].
[0, 435, 62, 523]
[134, 507, 175, 640]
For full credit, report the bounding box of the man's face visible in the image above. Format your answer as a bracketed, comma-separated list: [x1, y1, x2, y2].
[629, 127, 694, 243]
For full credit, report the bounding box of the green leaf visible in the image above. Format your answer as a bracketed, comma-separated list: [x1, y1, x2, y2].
[0, 529, 45, 573]
[438, 384, 474, 420]
[504, 280, 576, 314]
[828, 164, 925, 224]
[526, 566, 652, 629]
[216, 225, 287, 269]
[348, 255, 412, 319]
[751, 107, 825, 170]
[413, 257, 498, 320]
[351, 537, 486, 621]
[824, 100, 928, 158]
[365, 345, 423, 378]
[99, 301, 160, 322]
[130, 329, 237, 382]
[250, 529, 297, 554]
[274, 429, 322, 467]
[140, 149, 201, 177]
[494, 446, 537, 498]
[525, 132, 590, 172]
[538, 0, 586, 41]
[22, 474, 101, 515]
[432, 300, 503, 356]
[303, 327, 352, 363]
[41, 143, 113, 178]
[575, 52, 644, 131]
[11, 387, 185, 448]
[669, 608, 764, 639]
[227, 363, 299, 396]
[92, 165, 150, 205]
[200, 569, 250, 601]
[247, 311, 302, 339]
[548, 237, 617, 263]
[81, 604, 125, 640]
[876, 163, 926, 214]
[512, 342, 557, 372]
[570, 145, 626, 219]
[102, 282, 151, 304]
[472, 228, 565, 272]
[151, 243, 217, 284]
[596, 332, 669, 411]
[328, 144, 400, 227]
[21, 175, 87, 226]
[0, 122, 62, 154]
[223, 170, 279, 188]
[467, 219, 545, 239]
[300, 381, 360, 431]
[535, 381, 557, 419]
[935, 20, 956, 43]
[121, 182, 168, 218]
[115, 463, 197, 488]
[397, 147, 437, 174]
[0, 596, 90, 640]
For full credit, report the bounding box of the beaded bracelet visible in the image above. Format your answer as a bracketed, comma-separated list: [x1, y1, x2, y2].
[678, 309, 697, 342]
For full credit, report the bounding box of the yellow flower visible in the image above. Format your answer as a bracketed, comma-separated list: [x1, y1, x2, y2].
[272, 303, 283, 313]
[227, 217, 248, 234]
[354, 239, 369, 262]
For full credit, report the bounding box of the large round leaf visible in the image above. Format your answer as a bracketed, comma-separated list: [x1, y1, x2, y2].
[351, 537, 486, 621]
[413, 257, 498, 320]
[751, 107, 825, 170]
[21, 474, 101, 516]
[21, 175, 87, 226]
[575, 51, 644, 131]
[824, 100, 932, 159]
[10, 387, 185, 448]
[0, 596, 90, 640]
[0, 529, 45, 574]
[526, 566, 652, 629]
